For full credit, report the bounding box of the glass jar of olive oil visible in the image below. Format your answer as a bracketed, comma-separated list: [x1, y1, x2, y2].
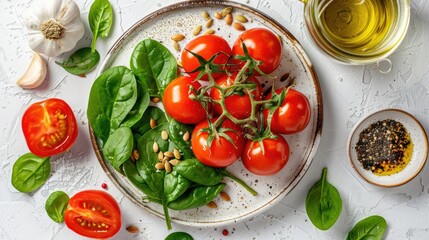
[304, 0, 410, 64]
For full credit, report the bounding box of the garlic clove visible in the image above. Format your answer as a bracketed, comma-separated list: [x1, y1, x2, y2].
[16, 52, 47, 89]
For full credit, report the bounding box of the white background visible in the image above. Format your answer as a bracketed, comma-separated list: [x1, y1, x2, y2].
[1, 0, 429, 239]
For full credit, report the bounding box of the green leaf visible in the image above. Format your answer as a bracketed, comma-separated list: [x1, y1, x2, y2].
[164, 170, 190, 203]
[87, 66, 138, 145]
[102, 127, 134, 172]
[165, 232, 194, 240]
[123, 159, 160, 201]
[130, 39, 178, 97]
[55, 47, 100, 75]
[45, 191, 70, 223]
[89, 0, 113, 52]
[120, 81, 150, 128]
[346, 215, 387, 240]
[11, 153, 50, 193]
[168, 183, 225, 210]
[131, 106, 168, 138]
[168, 120, 194, 159]
[305, 167, 342, 230]
[175, 159, 222, 186]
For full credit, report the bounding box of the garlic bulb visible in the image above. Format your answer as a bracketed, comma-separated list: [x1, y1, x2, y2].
[24, 0, 85, 57]
[16, 52, 47, 89]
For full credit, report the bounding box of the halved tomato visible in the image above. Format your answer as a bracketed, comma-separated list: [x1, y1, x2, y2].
[64, 190, 121, 239]
[21, 98, 78, 157]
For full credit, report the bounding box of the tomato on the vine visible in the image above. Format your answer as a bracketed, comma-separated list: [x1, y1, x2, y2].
[242, 134, 290, 176]
[263, 89, 311, 134]
[210, 73, 263, 119]
[21, 98, 78, 157]
[191, 118, 245, 167]
[163, 76, 208, 124]
[232, 28, 282, 75]
[181, 35, 232, 80]
[64, 190, 121, 239]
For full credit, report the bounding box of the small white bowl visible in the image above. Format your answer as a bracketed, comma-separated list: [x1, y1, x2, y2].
[347, 109, 428, 187]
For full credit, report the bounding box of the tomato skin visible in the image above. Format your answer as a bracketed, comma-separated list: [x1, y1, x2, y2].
[21, 98, 78, 157]
[64, 190, 121, 239]
[191, 118, 245, 167]
[210, 74, 263, 119]
[263, 89, 311, 134]
[232, 28, 282, 75]
[242, 135, 290, 176]
[164, 76, 207, 124]
[181, 35, 232, 80]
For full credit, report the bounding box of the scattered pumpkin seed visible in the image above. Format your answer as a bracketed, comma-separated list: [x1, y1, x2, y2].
[164, 151, 174, 158]
[193, 25, 202, 36]
[234, 14, 248, 23]
[153, 142, 159, 153]
[221, 7, 233, 17]
[183, 131, 190, 141]
[173, 148, 181, 159]
[214, 12, 222, 19]
[162, 156, 170, 163]
[150, 118, 157, 129]
[132, 150, 139, 161]
[225, 13, 233, 26]
[173, 41, 180, 51]
[206, 18, 214, 28]
[171, 34, 185, 42]
[126, 225, 140, 233]
[220, 192, 231, 201]
[165, 161, 172, 173]
[169, 159, 181, 166]
[161, 130, 169, 140]
[204, 29, 215, 35]
[158, 151, 164, 161]
[155, 162, 165, 170]
[233, 22, 246, 31]
[201, 11, 210, 20]
[206, 201, 218, 208]
[151, 97, 161, 103]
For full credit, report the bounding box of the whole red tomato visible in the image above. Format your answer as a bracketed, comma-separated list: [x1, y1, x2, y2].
[191, 118, 245, 167]
[163, 76, 207, 124]
[21, 98, 78, 157]
[64, 190, 121, 239]
[181, 35, 232, 80]
[232, 28, 282, 74]
[263, 89, 311, 134]
[210, 74, 263, 119]
[242, 135, 290, 176]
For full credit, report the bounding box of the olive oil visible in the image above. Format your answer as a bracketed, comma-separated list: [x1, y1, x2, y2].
[316, 0, 399, 56]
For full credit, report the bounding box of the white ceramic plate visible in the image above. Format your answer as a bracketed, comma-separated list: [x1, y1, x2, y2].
[347, 109, 428, 187]
[90, 0, 323, 227]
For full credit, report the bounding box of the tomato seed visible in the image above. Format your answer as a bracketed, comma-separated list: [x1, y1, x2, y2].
[101, 183, 108, 189]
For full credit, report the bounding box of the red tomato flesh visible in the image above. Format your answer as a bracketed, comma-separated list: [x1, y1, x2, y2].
[21, 98, 78, 157]
[64, 190, 121, 239]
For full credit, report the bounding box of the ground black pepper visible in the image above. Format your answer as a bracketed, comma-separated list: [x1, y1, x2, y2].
[355, 119, 412, 175]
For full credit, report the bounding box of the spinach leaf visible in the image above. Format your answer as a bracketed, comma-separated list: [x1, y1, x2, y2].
[123, 159, 160, 201]
[165, 232, 194, 240]
[164, 170, 190, 203]
[11, 153, 50, 193]
[175, 159, 222, 186]
[130, 39, 177, 97]
[132, 106, 168, 139]
[45, 191, 70, 223]
[89, 0, 113, 52]
[168, 183, 225, 210]
[87, 66, 138, 144]
[102, 127, 133, 172]
[121, 81, 150, 128]
[168, 120, 194, 159]
[346, 215, 387, 240]
[55, 47, 100, 75]
[305, 167, 342, 230]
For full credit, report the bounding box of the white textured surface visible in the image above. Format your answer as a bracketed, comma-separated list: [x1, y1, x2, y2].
[1, 0, 428, 239]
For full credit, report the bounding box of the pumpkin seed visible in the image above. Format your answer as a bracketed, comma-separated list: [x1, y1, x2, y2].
[169, 159, 181, 166]
[206, 201, 218, 208]
[171, 34, 185, 42]
[173, 41, 180, 51]
[165, 161, 172, 173]
[151, 97, 161, 103]
[173, 148, 181, 159]
[158, 151, 164, 161]
[132, 150, 139, 160]
[234, 14, 248, 23]
[201, 11, 210, 20]
[206, 18, 214, 28]
[183, 131, 190, 141]
[161, 130, 169, 140]
[220, 192, 231, 201]
[221, 7, 233, 17]
[126, 225, 140, 233]
[162, 156, 170, 163]
[214, 12, 222, 19]
[150, 118, 157, 129]
[155, 162, 165, 170]
[193, 25, 202, 36]
[233, 22, 246, 31]
[153, 142, 159, 153]
[204, 29, 215, 35]
[225, 13, 233, 26]
[164, 151, 174, 158]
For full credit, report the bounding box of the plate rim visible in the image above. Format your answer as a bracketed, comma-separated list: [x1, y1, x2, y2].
[90, 0, 323, 227]
[347, 108, 428, 187]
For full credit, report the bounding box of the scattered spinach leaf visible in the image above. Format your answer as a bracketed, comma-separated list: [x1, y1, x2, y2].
[102, 127, 133, 172]
[165, 232, 194, 240]
[45, 191, 70, 223]
[168, 183, 225, 210]
[121, 81, 150, 128]
[89, 0, 113, 53]
[175, 159, 222, 186]
[132, 106, 168, 139]
[346, 215, 387, 240]
[87, 66, 138, 145]
[164, 170, 190, 203]
[123, 159, 160, 201]
[305, 167, 342, 230]
[130, 39, 177, 97]
[11, 153, 50, 193]
[55, 47, 100, 75]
